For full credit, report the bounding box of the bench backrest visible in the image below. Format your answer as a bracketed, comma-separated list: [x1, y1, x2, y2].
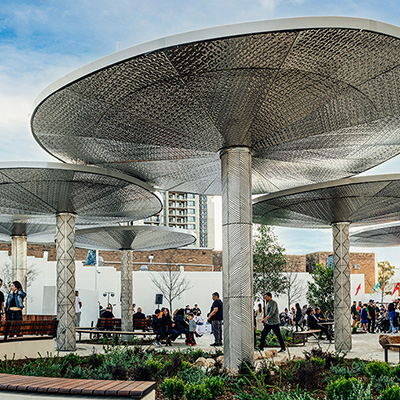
[23, 315, 56, 321]
[97, 318, 121, 330]
[133, 318, 152, 329]
[0, 320, 58, 341]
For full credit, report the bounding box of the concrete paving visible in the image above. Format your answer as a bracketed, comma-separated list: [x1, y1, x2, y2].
[69, 329, 395, 363]
[1, 330, 398, 400]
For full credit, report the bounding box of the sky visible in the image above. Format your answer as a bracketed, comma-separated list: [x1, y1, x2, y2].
[0, 0, 400, 268]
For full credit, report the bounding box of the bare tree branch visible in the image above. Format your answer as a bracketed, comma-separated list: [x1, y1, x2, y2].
[150, 262, 192, 311]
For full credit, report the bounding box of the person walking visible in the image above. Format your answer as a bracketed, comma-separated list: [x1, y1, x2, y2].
[208, 292, 223, 346]
[258, 292, 286, 353]
[5, 281, 26, 321]
[75, 290, 82, 327]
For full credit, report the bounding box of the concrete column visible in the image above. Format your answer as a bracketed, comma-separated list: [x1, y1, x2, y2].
[220, 146, 254, 371]
[11, 235, 27, 290]
[121, 249, 133, 341]
[56, 213, 76, 351]
[332, 221, 352, 353]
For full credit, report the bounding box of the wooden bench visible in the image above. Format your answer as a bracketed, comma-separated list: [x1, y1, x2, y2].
[0, 320, 58, 341]
[293, 329, 322, 346]
[76, 328, 155, 342]
[133, 318, 152, 331]
[97, 317, 121, 330]
[23, 314, 56, 321]
[0, 373, 156, 399]
[384, 343, 400, 363]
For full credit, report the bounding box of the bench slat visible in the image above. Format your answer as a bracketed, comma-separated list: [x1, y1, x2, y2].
[0, 374, 156, 398]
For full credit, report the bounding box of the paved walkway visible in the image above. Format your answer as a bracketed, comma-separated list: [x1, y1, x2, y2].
[70, 330, 393, 363]
[1, 331, 397, 400]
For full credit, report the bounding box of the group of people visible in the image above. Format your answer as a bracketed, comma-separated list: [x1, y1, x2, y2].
[0, 279, 26, 321]
[151, 307, 201, 346]
[151, 292, 223, 347]
[352, 299, 378, 333]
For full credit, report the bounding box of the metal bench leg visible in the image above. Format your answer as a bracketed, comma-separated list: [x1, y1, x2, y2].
[385, 347, 388, 363]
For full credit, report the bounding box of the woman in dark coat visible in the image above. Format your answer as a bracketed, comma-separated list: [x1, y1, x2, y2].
[160, 308, 173, 345]
[295, 303, 303, 332]
[167, 308, 189, 344]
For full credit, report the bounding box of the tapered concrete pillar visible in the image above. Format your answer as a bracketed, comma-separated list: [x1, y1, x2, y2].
[121, 249, 133, 341]
[11, 235, 27, 289]
[220, 146, 254, 371]
[56, 212, 76, 351]
[332, 222, 352, 353]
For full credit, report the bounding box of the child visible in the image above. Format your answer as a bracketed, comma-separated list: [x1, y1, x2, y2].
[186, 313, 196, 345]
[361, 304, 369, 332]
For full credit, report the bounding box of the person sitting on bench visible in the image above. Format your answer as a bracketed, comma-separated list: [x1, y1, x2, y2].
[306, 308, 331, 341]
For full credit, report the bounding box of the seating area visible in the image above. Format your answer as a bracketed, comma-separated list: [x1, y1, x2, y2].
[0, 373, 156, 399]
[0, 320, 58, 341]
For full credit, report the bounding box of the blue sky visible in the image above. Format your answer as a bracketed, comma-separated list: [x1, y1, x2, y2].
[0, 0, 399, 267]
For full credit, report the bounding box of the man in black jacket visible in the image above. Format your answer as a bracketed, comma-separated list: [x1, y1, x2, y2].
[208, 292, 223, 346]
[306, 308, 331, 341]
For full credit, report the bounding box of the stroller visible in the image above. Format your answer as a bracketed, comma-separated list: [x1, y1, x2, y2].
[376, 313, 391, 333]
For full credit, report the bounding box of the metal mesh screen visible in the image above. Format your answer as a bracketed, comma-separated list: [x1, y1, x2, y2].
[75, 225, 196, 251]
[253, 176, 400, 227]
[350, 224, 400, 247]
[31, 25, 400, 195]
[0, 165, 161, 224]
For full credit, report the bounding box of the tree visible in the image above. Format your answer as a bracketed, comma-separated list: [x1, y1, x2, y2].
[150, 262, 192, 311]
[306, 263, 334, 315]
[378, 260, 396, 302]
[283, 266, 305, 310]
[253, 225, 288, 303]
[0, 261, 38, 293]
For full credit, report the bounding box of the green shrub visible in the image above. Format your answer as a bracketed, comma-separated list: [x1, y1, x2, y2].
[330, 365, 353, 380]
[378, 386, 400, 400]
[204, 376, 225, 398]
[268, 389, 318, 399]
[391, 364, 400, 380]
[184, 383, 212, 400]
[326, 377, 371, 400]
[161, 377, 185, 400]
[374, 375, 397, 392]
[65, 365, 88, 379]
[351, 359, 367, 376]
[366, 361, 391, 378]
[145, 359, 164, 375]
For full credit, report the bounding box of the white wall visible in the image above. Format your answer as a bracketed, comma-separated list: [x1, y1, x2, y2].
[0, 249, 377, 327]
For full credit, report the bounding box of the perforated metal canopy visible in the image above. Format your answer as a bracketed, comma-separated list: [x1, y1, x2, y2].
[75, 225, 196, 251]
[0, 220, 55, 242]
[350, 223, 400, 247]
[31, 17, 400, 195]
[253, 174, 400, 228]
[0, 162, 161, 225]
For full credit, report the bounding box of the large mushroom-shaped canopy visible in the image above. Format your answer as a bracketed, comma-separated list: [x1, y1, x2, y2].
[253, 174, 400, 227]
[350, 223, 400, 247]
[31, 17, 400, 195]
[0, 162, 162, 224]
[75, 225, 196, 251]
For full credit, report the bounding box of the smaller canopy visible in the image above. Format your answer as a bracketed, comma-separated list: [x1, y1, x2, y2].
[253, 174, 400, 228]
[350, 223, 400, 247]
[0, 219, 55, 242]
[75, 225, 196, 251]
[0, 162, 162, 225]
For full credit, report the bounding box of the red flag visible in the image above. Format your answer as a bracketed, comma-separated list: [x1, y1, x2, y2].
[355, 283, 361, 296]
[391, 283, 399, 297]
